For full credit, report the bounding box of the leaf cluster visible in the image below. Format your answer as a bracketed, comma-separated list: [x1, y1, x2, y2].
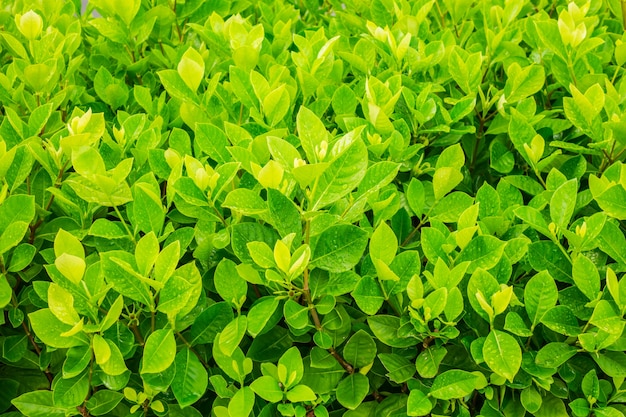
[2, 0, 626, 417]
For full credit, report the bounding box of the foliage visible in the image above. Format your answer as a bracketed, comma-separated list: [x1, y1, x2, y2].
[2, 0, 626, 416]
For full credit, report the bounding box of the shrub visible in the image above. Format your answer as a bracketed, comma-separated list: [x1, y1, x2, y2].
[2, 0, 626, 416]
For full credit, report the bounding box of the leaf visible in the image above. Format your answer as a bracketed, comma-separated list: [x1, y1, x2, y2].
[455, 236, 506, 273]
[430, 370, 486, 400]
[132, 183, 165, 235]
[86, 390, 124, 416]
[527, 241, 573, 283]
[278, 346, 304, 388]
[12, 391, 68, 417]
[594, 352, 626, 378]
[483, 330, 521, 382]
[172, 348, 208, 408]
[369, 222, 397, 264]
[195, 123, 231, 163]
[572, 254, 600, 301]
[368, 315, 415, 348]
[416, 346, 447, 379]
[141, 329, 176, 374]
[247, 297, 280, 337]
[101, 251, 152, 306]
[352, 276, 384, 315]
[343, 330, 377, 369]
[336, 373, 369, 410]
[158, 69, 197, 102]
[53, 371, 90, 407]
[285, 384, 317, 402]
[378, 353, 415, 383]
[214, 259, 248, 307]
[309, 134, 368, 210]
[407, 389, 433, 416]
[218, 315, 247, 357]
[541, 306, 580, 336]
[28, 309, 88, 349]
[524, 271, 558, 327]
[550, 179, 578, 230]
[297, 106, 327, 163]
[0, 275, 12, 309]
[504, 64, 545, 103]
[312, 225, 368, 272]
[251, 376, 283, 403]
[190, 302, 234, 346]
[267, 188, 302, 239]
[227, 387, 255, 417]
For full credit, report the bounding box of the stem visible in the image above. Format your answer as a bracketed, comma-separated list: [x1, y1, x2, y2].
[176, 331, 210, 368]
[130, 324, 145, 346]
[113, 205, 135, 243]
[401, 206, 435, 247]
[28, 161, 70, 243]
[11, 293, 54, 385]
[302, 220, 353, 374]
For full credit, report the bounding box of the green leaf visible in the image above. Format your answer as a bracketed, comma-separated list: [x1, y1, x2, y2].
[572, 254, 600, 301]
[278, 346, 304, 388]
[525, 271, 558, 327]
[214, 258, 248, 307]
[141, 329, 176, 374]
[309, 133, 368, 210]
[267, 188, 302, 239]
[28, 309, 88, 349]
[352, 276, 384, 315]
[7, 243, 36, 272]
[504, 64, 545, 103]
[219, 315, 247, 357]
[86, 390, 124, 416]
[368, 315, 415, 348]
[0, 195, 35, 255]
[297, 106, 327, 164]
[132, 183, 165, 235]
[228, 386, 255, 417]
[190, 302, 234, 346]
[312, 225, 368, 272]
[343, 330, 377, 369]
[550, 179, 578, 230]
[0, 275, 12, 309]
[433, 167, 463, 200]
[535, 342, 578, 368]
[158, 69, 197, 102]
[286, 384, 317, 402]
[251, 375, 283, 403]
[172, 348, 208, 408]
[541, 306, 580, 336]
[12, 391, 68, 417]
[483, 330, 522, 382]
[430, 370, 487, 400]
[247, 297, 280, 337]
[378, 353, 415, 383]
[528, 241, 573, 283]
[369, 222, 397, 264]
[520, 386, 542, 414]
[416, 346, 447, 379]
[594, 352, 626, 378]
[53, 371, 90, 407]
[336, 373, 369, 410]
[101, 251, 152, 306]
[407, 389, 433, 416]
[456, 236, 505, 273]
[195, 123, 231, 164]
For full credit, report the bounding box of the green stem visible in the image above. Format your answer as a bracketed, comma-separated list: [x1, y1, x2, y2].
[113, 205, 135, 243]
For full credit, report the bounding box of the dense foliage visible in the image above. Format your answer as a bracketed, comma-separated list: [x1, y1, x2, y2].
[3, 0, 626, 416]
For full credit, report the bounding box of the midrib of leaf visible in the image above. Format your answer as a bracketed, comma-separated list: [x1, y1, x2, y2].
[311, 140, 364, 210]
